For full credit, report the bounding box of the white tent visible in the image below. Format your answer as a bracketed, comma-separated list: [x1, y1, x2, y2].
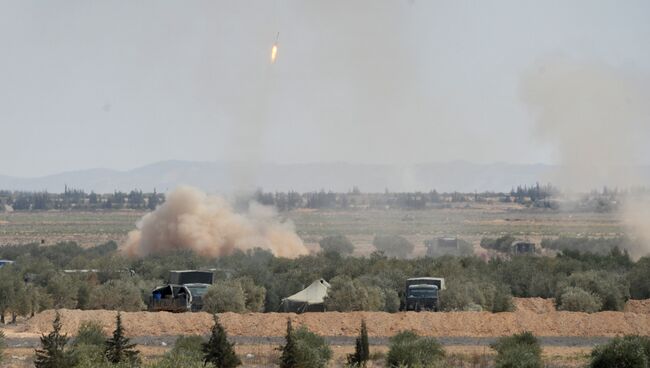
[281, 279, 330, 313]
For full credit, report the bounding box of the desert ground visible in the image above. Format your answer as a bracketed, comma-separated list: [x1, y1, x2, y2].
[0, 203, 624, 253]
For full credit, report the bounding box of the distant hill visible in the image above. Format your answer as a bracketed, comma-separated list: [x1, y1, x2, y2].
[0, 160, 647, 193]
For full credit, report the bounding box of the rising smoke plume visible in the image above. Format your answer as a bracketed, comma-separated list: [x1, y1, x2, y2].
[521, 58, 650, 256]
[121, 186, 308, 258]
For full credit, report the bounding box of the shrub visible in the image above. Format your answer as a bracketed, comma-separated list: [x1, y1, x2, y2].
[88, 279, 145, 312]
[147, 335, 205, 368]
[293, 326, 332, 368]
[481, 235, 516, 253]
[279, 320, 299, 368]
[237, 277, 266, 312]
[104, 312, 140, 365]
[279, 320, 332, 368]
[347, 320, 369, 367]
[439, 279, 512, 312]
[0, 330, 4, 363]
[35, 312, 78, 368]
[491, 332, 542, 368]
[628, 257, 650, 299]
[383, 289, 401, 313]
[319, 235, 355, 255]
[557, 270, 628, 311]
[149, 354, 204, 368]
[590, 335, 650, 368]
[324, 276, 384, 311]
[72, 344, 106, 368]
[202, 315, 241, 368]
[202, 281, 246, 313]
[172, 335, 204, 356]
[73, 320, 107, 347]
[386, 331, 445, 368]
[372, 235, 414, 259]
[557, 287, 603, 312]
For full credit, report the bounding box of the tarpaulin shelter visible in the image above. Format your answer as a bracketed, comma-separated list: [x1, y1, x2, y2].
[281, 279, 330, 313]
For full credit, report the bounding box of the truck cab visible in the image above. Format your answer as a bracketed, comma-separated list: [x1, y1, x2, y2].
[403, 277, 445, 312]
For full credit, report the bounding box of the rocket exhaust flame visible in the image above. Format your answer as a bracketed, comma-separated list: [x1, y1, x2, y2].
[270, 32, 279, 63]
[270, 44, 278, 63]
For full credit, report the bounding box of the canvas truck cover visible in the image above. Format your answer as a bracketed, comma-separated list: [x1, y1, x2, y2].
[169, 270, 215, 285]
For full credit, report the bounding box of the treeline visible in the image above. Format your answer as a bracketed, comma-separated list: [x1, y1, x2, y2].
[0, 187, 164, 211]
[2, 183, 647, 212]
[1, 237, 649, 321]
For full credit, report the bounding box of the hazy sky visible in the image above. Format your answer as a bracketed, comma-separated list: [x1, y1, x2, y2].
[1, 0, 649, 177]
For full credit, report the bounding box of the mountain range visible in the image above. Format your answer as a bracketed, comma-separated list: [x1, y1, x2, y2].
[1, 161, 647, 193]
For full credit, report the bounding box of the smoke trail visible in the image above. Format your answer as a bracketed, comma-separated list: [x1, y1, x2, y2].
[521, 58, 650, 256]
[121, 186, 308, 258]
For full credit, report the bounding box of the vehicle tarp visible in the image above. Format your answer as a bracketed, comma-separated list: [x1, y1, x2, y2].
[281, 279, 330, 313]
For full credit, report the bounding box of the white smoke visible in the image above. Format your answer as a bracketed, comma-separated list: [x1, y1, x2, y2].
[121, 186, 308, 258]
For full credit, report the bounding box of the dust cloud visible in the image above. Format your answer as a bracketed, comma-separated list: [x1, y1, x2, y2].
[521, 58, 650, 255]
[121, 186, 308, 259]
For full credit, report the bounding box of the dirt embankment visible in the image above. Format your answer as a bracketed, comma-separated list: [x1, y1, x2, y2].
[20, 299, 650, 339]
[624, 299, 650, 314]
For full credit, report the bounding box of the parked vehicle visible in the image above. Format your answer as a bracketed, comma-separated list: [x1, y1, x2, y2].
[402, 277, 445, 312]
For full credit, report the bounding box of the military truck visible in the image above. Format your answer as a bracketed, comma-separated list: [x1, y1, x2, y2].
[402, 277, 445, 312]
[149, 270, 214, 312]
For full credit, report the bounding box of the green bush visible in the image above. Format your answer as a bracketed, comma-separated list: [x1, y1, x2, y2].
[347, 320, 369, 367]
[628, 257, 650, 299]
[491, 332, 542, 368]
[590, 335, 650, 368]
[383, 288, 401, 313]
[319, 235, 355, 255]
[172, 335, 204, 356]
[74, 320, 107, 347]
[0, 330, 4, 363]
[386, 331, 445, 368]
[202, 315, 240, 368]
[293, 326, 332, 368]
[151, 336, 206, 368]
[148, 354, 204, 368]
[237, 277, 266, 312]
[72, 344, 107, 368]
[439, 279, 512, 312]
[557, 287, 603, 312]
[88, 279, 145, 312]
[202, 281, 246, 313]
[372, 235, 415, 259]
[279, 320, 331, 368]
[324, 276, 384, 311]
[557, 270, 629, 311]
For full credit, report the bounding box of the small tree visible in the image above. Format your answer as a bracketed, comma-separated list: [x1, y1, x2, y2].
[386, 331, 444, 367]
[202, 314, 241, 368]
[202, 281, 247, 313]
[104, 312, 140, 365]
[491, 331, 542, 368]
[34, 312, 77, 368]
[0, 330, 5, 364]
[319, 235, 355, 255]
[590, 335, 650, 368]
[347, 320, 369, 367]
[73, 320, 107, 347]
[279, 319, 300, 368]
